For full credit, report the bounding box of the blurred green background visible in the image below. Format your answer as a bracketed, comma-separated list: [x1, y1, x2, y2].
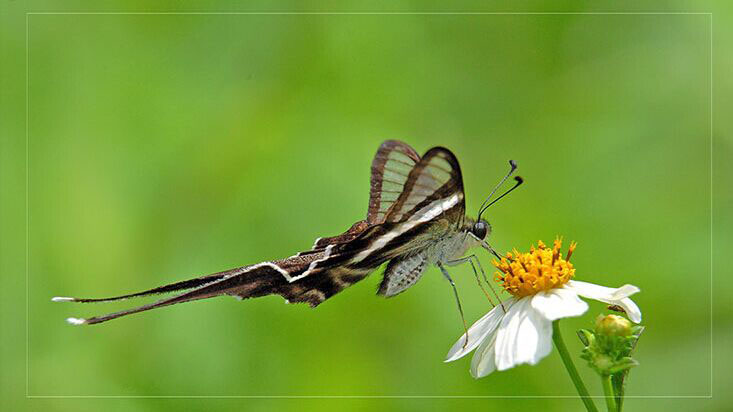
[2, 1, 731, 411]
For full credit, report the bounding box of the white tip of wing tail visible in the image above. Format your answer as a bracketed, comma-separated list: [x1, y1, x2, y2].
[66, 317, 87, 325]
[52, 296, 76, 302]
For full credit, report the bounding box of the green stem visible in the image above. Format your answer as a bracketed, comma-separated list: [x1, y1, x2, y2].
[602, 375, 617, 412]
[552, 321, 598, 412]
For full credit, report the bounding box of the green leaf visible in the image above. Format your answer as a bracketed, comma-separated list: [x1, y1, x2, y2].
[577, 329, 593, 346]
[608, 358, 639, 374]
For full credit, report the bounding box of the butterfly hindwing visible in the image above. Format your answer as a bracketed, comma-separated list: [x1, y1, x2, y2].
[66, 247, 373, 324]
[310, 220, 370, 250]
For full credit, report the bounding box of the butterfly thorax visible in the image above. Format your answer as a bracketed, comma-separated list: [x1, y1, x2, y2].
[427, 218, 478, 265]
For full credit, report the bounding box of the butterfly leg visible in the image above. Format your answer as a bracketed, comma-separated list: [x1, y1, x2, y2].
[446, 254, 503, 310]
[437, 262, 469, 349]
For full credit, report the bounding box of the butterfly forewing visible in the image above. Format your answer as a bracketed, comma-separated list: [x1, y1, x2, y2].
[367, 140, 421, 224]
[369, 147, 467, 295]
[384, 147, 465, 226]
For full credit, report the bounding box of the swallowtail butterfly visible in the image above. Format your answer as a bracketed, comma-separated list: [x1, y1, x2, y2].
[54, 140, 521, 325]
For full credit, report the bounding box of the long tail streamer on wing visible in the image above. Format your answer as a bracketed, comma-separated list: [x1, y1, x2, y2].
[51, 270, 232, 304]
[53, 223, 377, 325]
[53, 264, 282, 325]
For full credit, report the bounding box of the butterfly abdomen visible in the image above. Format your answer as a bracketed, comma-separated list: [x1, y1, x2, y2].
[377, 252, 429, 297]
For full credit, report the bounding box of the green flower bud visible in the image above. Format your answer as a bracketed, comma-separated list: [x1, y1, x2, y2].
[595, 314, 632, 337]
[580, 314, 643, 378]
[593, 354, 614, 371]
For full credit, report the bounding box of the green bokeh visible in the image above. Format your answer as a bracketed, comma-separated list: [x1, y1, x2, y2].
[2, 2, 731, 411]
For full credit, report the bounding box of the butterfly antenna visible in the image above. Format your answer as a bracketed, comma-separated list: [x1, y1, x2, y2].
[477, 160, 518, 221]
[478, 176, 524, 221]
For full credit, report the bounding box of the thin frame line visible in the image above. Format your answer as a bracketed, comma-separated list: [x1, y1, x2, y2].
[25, 395, 715, 399]
[25, 11, 714, 400]
[25, 11, 30, 399]
[708, 13, 714, 399]
[26, 11, 713, 15]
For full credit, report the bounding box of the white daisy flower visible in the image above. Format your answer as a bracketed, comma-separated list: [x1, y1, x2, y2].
[445, 239, 641, 378]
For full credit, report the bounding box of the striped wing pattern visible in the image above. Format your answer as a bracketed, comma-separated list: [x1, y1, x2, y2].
[367, 140, 421, 224]
[385, 146, 466, 225]
[55, 141, 467, 325]
[294, 146, 466, 279]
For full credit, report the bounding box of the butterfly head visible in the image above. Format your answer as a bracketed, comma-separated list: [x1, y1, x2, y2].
[471, 219, 491, 240]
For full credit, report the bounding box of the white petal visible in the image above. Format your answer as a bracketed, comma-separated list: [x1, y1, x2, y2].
[445, 297, 514, 362]
[567, 280, 642, 323]
[609, 284, 641, 300]
[494, 298, 553, 371]
[615, 297, 642, 323]
[566, 280, 639, 300]
[530, 288, 589, 321]
[470, 330, 499, 378]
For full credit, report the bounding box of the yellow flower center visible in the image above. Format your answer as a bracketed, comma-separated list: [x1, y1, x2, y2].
[493, 238, 577, 298]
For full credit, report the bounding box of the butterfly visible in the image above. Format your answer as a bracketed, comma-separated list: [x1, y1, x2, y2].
[54, 140, 521, 325]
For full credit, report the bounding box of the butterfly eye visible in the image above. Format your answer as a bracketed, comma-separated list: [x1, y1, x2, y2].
[472, 220, 490, 240]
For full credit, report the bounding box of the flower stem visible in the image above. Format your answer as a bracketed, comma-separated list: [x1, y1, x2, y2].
[552, 320, 598, 412]
[602, 375, 617, 412]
